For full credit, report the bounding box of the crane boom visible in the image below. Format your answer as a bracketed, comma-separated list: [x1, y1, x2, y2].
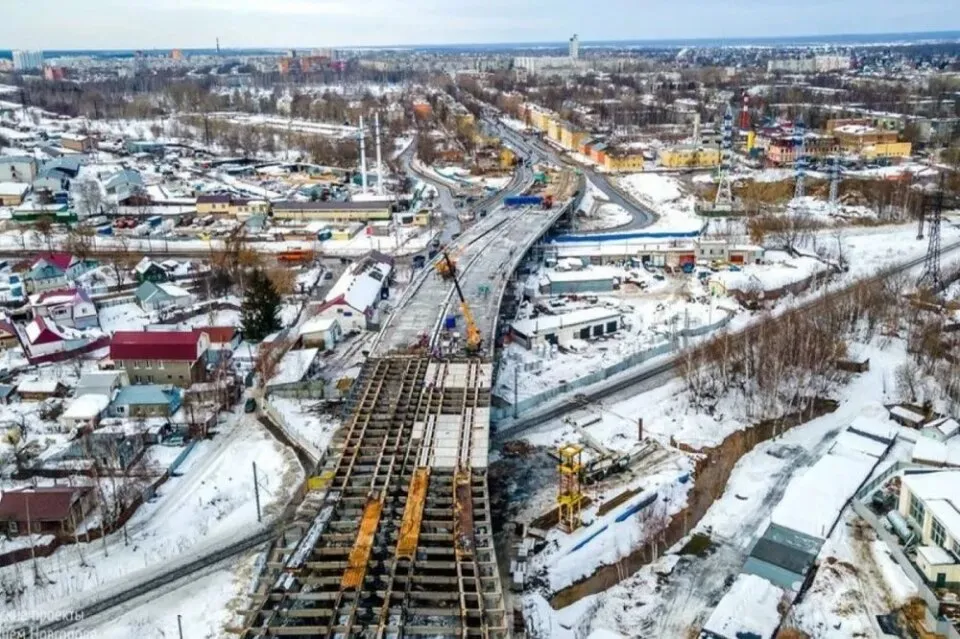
[442, 251, 482, 354]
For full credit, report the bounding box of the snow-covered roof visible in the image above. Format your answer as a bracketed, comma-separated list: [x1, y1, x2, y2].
[156, 283, 191, 298]
[511, 308, 620, 337]
[925, 417, 959, 439]
[63, 394, 110, 420]
[831, 430, 889, 459]
[324, 255, 392, 314]
[267, 348, 319, 387]
[902, 471, 960, 540]
[16, 377, 61, 394]
[545, 267, 618, 284]
[848, 415, 896, 444]
[913, 438, 949, 465]
[702, 573, 784, 639]
[890, 405, 925, 424]
[0, 182, 28, 197]
[770, 448, 875, 540]
[917, 544, 956, 566]
[300, 317, 339, 336]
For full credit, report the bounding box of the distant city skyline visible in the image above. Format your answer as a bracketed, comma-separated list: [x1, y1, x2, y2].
[1, 0, 958, 50]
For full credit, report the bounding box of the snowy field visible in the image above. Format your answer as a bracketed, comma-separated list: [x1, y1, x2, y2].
[0, 414, 303, 628]
[616, 173, 704, 234]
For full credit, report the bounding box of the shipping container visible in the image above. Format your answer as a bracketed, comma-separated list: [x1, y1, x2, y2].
[503, 195, 543, 208]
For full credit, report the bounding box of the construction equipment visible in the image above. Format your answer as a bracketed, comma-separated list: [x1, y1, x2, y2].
[557, 444, 585, 533]
[435, 249, 458, 279]
[442, 251, 482, 354]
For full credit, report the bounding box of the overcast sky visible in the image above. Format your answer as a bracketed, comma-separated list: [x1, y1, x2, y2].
[1, 0, 957, 50]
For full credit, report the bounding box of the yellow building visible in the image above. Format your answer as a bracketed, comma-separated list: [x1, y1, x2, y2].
[861, 141, 912, 161]
[500, 147, 516, 169]
[546, 118, 561, 142]
[560, 125, 586, 152]
[231, 199, 269, 218]
[658, 145, 721, 168]
[603, 152, 645, 173]
[197, 194, 269, 218]
[272, 200, 392, 223]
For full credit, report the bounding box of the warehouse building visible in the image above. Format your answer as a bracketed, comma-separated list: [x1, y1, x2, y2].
[539, 268, 618, 295]
[272, 200, 392, 223]
[509, 308, 621, 350]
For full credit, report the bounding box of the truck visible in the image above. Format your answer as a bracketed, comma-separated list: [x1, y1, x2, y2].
[503, 195, 543, 208]
[147, 215, 163, 228]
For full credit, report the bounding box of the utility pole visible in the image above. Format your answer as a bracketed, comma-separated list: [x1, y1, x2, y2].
[638, 418, 643, 441]
[252, 462, 262, 523]
[177, 614, 184, 639]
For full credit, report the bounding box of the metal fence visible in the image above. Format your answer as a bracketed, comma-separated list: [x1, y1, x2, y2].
[492, 310, 734, 423]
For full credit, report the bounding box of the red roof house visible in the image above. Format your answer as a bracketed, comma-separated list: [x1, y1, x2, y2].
[0, 486, 96, 537]
[109, 330, 210, 387]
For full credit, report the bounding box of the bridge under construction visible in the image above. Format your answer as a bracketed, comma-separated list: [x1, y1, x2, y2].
[239, 186, 580, 638]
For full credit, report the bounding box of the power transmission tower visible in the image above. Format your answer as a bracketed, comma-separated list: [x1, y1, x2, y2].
[918, 174, 946, 292]
[714, 104, 734, 209]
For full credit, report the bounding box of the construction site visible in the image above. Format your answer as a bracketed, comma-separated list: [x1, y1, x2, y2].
[235, 166, 580, 637]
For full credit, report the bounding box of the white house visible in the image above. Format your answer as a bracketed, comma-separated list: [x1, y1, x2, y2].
[509, 308, 621, 350]
[30, 288, 98, 329]
[313, 252, 393, 333]
[299, 317, 342, 350]
[898, 471, 960, 587]
[60, 394, 110, 432]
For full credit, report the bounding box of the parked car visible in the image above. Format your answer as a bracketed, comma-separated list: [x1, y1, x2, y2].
[244, 398, 257, 413]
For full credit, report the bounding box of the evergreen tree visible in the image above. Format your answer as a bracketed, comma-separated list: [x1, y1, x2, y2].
[241, 268, 281, 342]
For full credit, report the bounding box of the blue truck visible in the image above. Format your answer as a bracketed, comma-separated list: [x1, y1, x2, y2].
[503, 195, 543, 208]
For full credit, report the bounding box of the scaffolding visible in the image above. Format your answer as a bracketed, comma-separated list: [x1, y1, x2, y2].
[557, 444, 585, 533]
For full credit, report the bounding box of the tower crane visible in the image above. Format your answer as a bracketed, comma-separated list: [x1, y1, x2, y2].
[442, 251, 482, 354]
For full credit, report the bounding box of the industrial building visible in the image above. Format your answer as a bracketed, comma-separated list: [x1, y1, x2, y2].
[0, 156, 38, 183]
[897, 471, 960, 586]
[0, 182, 29, 206]
[271, 200, 392, 223]
[538, 267, 617, 295]
[509, 308, 621, 349]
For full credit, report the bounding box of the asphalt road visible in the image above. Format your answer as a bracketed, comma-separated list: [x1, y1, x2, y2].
[488, 119, 657, 231]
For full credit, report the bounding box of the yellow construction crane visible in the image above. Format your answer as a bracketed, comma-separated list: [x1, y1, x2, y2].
[442, 251, 482, 354]
[435, 248, 459, 279]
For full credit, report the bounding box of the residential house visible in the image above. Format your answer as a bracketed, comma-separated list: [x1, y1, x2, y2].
[60, 394, 110, 431]
[0, 320, 19, 350]
[134, 281, 194, 312]
[75, 370, 128, 397]
[0, 182, 29, 206]
[0, 156, 38, 183]
[897, 471, 960, 586]
[32, 157, 82, 195]
[60, 133, 95, 153]
[103, 169, 147, 205]
[133, 257, 169, 283]
[30, 288, 98, 329]
[0, 486, 96, 538]
[19, 316, 101, 361]
[109, 330, 210, 387]
[299, 316, 342, 350]
[109, 384, 181, 419]
[266, 348, 321, 391]
[199, 326, 242, 370]
[313, 251, 393, 332]
[15, 377, 65, 400]
[24, 252, 96, 293]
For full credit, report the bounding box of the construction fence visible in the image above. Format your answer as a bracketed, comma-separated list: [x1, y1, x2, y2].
[492, 310, 734, 423]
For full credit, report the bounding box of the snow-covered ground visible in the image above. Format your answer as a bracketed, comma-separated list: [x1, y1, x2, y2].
[267, 397, 339, 461]
[616, 173, 704, 234]
[528, 341, 917, 638]
[82, 554, 258, 639]
[0, 413, 303, 627]
[578, 179, 632, 231]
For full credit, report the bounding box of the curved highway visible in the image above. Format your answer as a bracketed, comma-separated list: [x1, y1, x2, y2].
[488, 118, 657, 231]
